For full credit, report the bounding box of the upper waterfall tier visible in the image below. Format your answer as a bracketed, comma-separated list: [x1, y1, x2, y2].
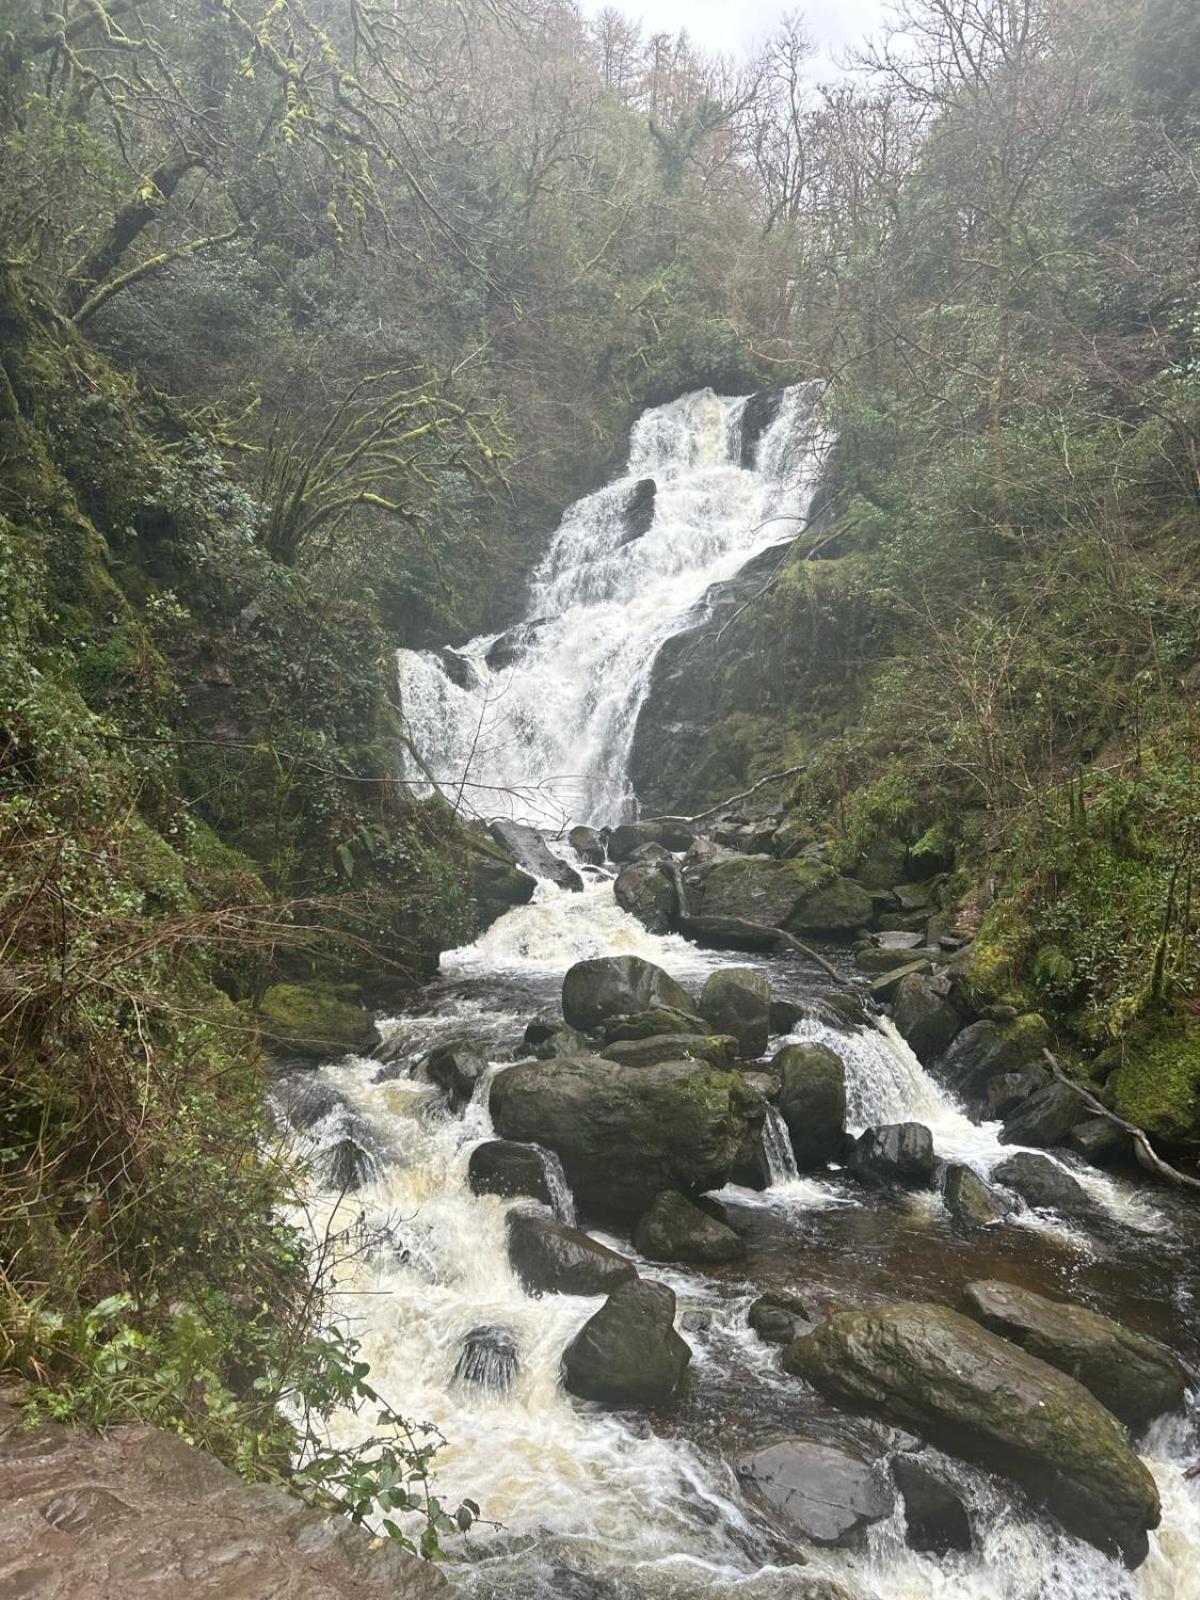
[397, 382, 831, 827]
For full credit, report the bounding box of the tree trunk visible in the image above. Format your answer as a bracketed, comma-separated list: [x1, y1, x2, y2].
[64, 151, 203, 317]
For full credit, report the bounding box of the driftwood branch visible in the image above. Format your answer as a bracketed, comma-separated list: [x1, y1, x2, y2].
[1042, 1049, 1200, 1194]
[644, 764, 808, 829]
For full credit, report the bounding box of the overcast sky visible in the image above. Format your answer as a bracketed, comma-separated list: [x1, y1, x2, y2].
[579, 0, 894, 69]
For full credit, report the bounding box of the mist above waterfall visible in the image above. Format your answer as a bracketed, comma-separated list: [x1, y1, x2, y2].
[397, 384, 831, 827]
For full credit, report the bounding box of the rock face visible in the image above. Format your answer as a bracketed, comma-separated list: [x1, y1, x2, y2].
[738, 1439, 894, 1549]
[490, 1055, 757, 1218]
[561, 955, 695, 1034]
[600, 1033, 737, 1069]
[847, 1123, 935, 1188]
[941, 1162, 1009, 1227]
[992, 1152, 1093, 1216]
[561, 1278, 691, 1405]
[613, 859, 678, 934]
[891, 972, 963, 1062]
[468, 1140, 558, 1207]
[690, 856, 872, 937]
[699, 967, 771, 1059]
[774, 1042, 846, 1169]
[959, 1280, 1187, 1428]
[506, 1210, 636, 1297]
[783, 1302, 1161, 1565]
[633, 1190, 743, 1264]
[892, 1456, 972, 1555]
[490, 820, 584, 893]
[0, 1401, 447, 1600]
[424, 1038, 488, 1110]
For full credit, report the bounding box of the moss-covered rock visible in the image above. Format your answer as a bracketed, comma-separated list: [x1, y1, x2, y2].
[633, 1189, 743, 1263]
[783, 1302, 1161, 1565]
[256, 983, 376, 1060]
[1108, 1016, 1200, 1143]
[692, 856, 872, 937]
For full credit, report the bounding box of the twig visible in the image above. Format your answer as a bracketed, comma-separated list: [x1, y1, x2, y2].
[1042, 1049, 1200, 1193]
[642, 764, 808, 829]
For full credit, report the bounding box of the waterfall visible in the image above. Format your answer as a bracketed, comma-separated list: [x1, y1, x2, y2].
[396, 383, 831, 826]
[760, 1104, 800, 1186]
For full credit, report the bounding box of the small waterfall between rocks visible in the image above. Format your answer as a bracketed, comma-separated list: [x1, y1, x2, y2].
[288, 386, 1200, 1600]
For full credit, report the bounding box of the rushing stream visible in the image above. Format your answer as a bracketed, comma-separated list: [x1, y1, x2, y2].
[284, 389, 1200, 1599]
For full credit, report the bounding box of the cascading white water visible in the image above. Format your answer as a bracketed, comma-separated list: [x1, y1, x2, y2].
[299, 381, 1199, 1598]
[396, 383, 831, 826]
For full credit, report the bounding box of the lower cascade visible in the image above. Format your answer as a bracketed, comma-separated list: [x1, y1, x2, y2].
[288, 390, 1200, 1599]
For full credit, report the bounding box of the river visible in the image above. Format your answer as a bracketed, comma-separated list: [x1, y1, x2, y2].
[283, 387, 1200, 1600]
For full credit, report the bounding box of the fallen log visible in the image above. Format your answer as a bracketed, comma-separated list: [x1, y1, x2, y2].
[1042, 1049, 1200, 1195]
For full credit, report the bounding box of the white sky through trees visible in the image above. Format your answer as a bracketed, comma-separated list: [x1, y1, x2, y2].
[579, 0, 893, 66]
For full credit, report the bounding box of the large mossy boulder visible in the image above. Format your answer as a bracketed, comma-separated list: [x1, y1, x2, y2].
[633, 1189, 743, 1264]
[782, 1302, 1161, 1565]
[699, 967, 771, 1059]
[608, 820, 695, 861]
[561, 1278, 691, 1405]
[506, 1211, 636, 1297]
[959, 1280, 1187, 1428]
[561, 955, 695, 1033]
[257, 982, 376, 1060]
[597, 1006, 709, 1043]
[490, 1056, 758, 1218]
[614, 860, 678, 934]
[691, 856, 872, 937]
[774, 1042, 846, 1169]
[1106, 1017, 1200, 1143]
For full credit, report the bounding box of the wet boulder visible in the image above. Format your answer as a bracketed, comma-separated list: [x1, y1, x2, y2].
[891, 972, 963, 1063]
[620, 476, 657, 543]
[892, 1456, 972, 1555]
[523, 1009, 589, 1060]
[690, 856, 872, 938]
[959, 1280, 1187, 1428]
[847, 1123, 936, 1188]
[769, 997, 806, 1034]
[561, 955, 695, 1033]
[490, 1055, 758, 1219]
[490, 820, 583, 893]
[633, 1190, 743, 1264]
[941, 1162, 1010, 1227]
[749, 1290, 819, 1346]
[613, 859, 678, 935]
[321, 1134, 377, 1193]
[783, 1302, 1161, 1565]
[568, 825, 606, 865]
[981, 1067, 1050, 1122]
[699, 967, 771, 1059]
[274, 1079, 346, 1131]
[485, 618, 546, 672]
[468, 1140, 559, 1207]
[1000, 1081, 1089, 1147]
[936, 1015, 1050, 1106]
[992, 1151, 1093, 1216]
[773, 1042, 846, 1171]
[607, 820, 695, 862]
[1069, 1117, 1133, 1168]
[506, 1211, 636, 1297]
[737, 1439, 894, 1549]
[601, 1033, 737, 1069]
[423, 1038, 489, 1110]
[453, 1325, 518, 1393]
[561, 1278, 691, 1405]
